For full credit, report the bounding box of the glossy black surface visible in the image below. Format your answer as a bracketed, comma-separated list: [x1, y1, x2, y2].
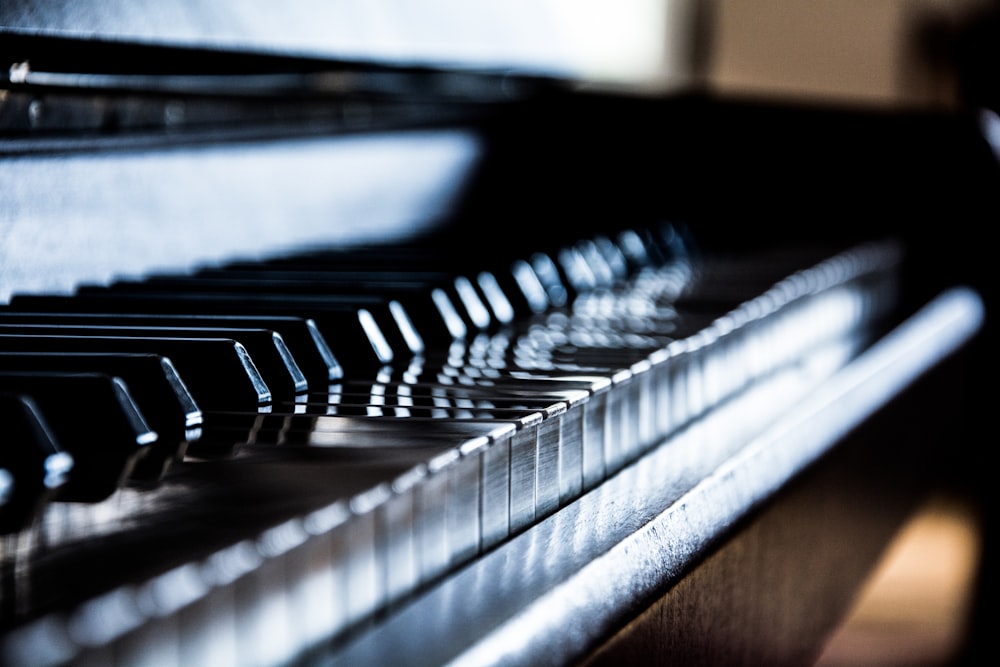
[0, 372, 154, 502]
[0, 335, 270, 412]
[0, 352, 200, 482]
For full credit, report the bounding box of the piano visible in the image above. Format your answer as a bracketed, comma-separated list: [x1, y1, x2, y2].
[1, 2, 996, 665]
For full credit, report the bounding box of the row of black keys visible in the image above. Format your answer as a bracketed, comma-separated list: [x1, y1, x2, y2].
[0, 224, 715, 535]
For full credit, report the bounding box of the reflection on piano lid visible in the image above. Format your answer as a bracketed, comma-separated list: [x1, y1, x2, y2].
[0, 126, 486, 302]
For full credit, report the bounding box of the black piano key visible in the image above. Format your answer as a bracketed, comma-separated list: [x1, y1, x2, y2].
[188, 233, 550, 318]
[616, 227, 677, 273]
[616, 224, 692, 273]
[0, 312, 341, 388]
[204, 251, 551, 326]
[590, 235, 632, 285]
[77, 286, 418, 356]
[527, 251, 571, 308]
[0, 335, 271, 413]
[186, 410, 264, 458]
[219, 246, 542, 326]
[0, 324, 306, 405]
[555, 243, 607, 294]
[8, 292, 402, 373]
[145, 273, 488, 345]
[114, 270, 497, 339]
[0, 393, 73, 534]
[0, 352, 201, 483]
[0, 372, 156, 502]
[473, 263, 550, 320]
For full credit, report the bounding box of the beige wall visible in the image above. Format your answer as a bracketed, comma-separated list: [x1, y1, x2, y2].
[706, 0, 991, 109]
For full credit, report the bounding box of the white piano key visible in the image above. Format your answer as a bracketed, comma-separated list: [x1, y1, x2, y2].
[1, 615, 78, 667]
[480, 424, 516, 550]
[177, 569, 239, 667]
[556, 390, 588, 506]
[581, 379, 610, 492]
[629, 358, 654, 452]
[534, 402, 566, 521]
[507, 412, 542, 535]
[298, 503, 352, 648]
[603, 368, 632, 475]
[116, 563, 211, 667]
[378, 465, 426, 609]
[344, 483, 392, 630]
[447, 437, 488, 567]
[67, 587, 144, 666]
[415, 449, 457, 586]
[646, 346, 672, 440]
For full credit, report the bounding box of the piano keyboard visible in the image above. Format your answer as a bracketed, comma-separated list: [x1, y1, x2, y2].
[0, 221, 910, 666]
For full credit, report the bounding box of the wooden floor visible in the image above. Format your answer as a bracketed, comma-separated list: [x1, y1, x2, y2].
[813, 495, 982, 667]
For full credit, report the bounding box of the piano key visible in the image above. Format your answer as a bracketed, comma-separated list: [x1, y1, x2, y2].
[0, 353, 201, 483]
[11, 292, 405, 373]
[149, 236, 609, 330]
[247, 416, 515, 584]
[212, 408, 507, 555]
[78, 283, 424, 347]
[186, 411, 265, 459]
[242, 414, 517, 561]
[216, 251, 549, 323]
[0, 372, 156, 502]
[166, 271, 507, 345]
[48, 234, 688, 384]
[12, 412, 516, 663]
[393, 370, 613, 492]
[106, 274, 468, 348]
[0, 393, 73, 534]
[341, 407, 540, 533]
[150, 269, 491, 334]
[308, 378, 597, 503]
[261, 246, 577, 325]
[207, 406, 526, 559]
[0, 231, 915, 666]
[351, 373, 612, 490]
[0, 450, 428, 665]
[250, 397, 566, 534]
[0, 335, 271, 413]
[0, 312, 341, 388]
[0, 324, 306, 405]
